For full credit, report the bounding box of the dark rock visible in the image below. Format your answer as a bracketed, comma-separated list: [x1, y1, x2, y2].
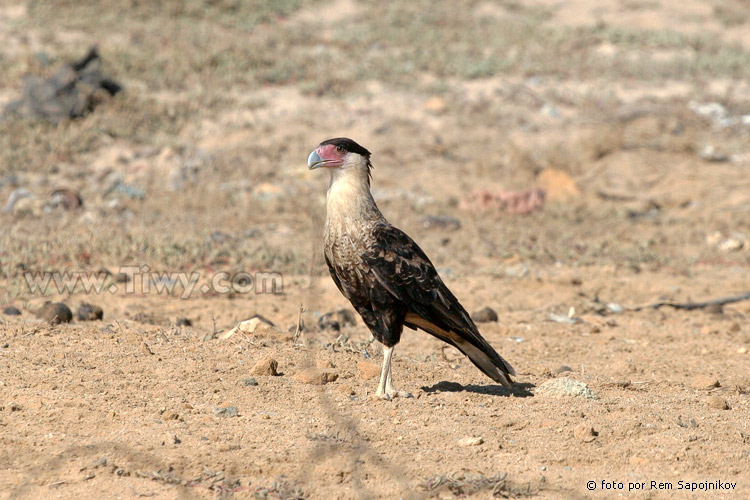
[318, 309, 357, 331]
[213, 406, 239, 418]
[77, 303, 103, 321]
[471, 306, 498, 323]
[241, 378, 259, 387]
[3, 306, 21, 316]
[175, 317, 192, 327]
[48, 188, 83, 210]
[554, 365, 573, 375]
[36, 302, 73, 324]
[3, 47, 122, 123]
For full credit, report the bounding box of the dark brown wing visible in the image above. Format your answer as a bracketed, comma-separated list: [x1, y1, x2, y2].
[362, 223, 515, 385]
[325, 251, 408, 345]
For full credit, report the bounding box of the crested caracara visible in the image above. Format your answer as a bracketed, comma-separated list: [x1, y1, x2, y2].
[308, 138, 515, 399]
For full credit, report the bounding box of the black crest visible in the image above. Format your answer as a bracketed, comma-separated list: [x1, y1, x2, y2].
[319, 137, 371, 158]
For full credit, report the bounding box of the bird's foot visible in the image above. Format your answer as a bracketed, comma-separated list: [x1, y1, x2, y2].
[370, 389, 413, 401]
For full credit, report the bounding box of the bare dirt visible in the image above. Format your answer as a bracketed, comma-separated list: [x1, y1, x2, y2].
[1, 0, 750, 499]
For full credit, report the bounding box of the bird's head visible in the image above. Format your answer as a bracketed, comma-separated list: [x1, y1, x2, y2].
[308, 138, 372, 173]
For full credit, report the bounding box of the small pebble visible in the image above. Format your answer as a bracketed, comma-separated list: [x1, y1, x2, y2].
[707, 396, 729, 410]
[250, 357, 278, 376]
[213, 406, 239, 418]
[241, 378, 259, 387]
[175, 317, 192, 327]
[690, 377, 720, 390]
[35, 302, 72, 325]
[48, 188, 83, 210]
[554, 365, 573, 375]
[536, 377, 599, 399]
[293, 369, 338, 385]
[3, 306, 21, 316]
[458, 436, 483, 447]
[471, 306, 498, 323]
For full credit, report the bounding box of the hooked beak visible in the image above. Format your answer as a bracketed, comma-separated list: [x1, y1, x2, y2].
[308, 150, 334, 170]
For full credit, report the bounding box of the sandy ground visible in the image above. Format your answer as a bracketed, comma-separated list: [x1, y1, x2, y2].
[1, 0, 750, 498]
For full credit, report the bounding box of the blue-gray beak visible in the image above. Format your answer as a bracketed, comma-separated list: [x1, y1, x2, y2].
[308, 150, 329, 170]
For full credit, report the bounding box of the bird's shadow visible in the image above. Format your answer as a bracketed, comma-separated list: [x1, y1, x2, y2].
[421, 380, 535, 398]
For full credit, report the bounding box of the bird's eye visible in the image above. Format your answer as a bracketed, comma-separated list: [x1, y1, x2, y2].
[336, 146, 343, 153]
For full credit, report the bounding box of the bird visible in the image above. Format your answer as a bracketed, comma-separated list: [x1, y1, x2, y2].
[308, 137, 515, 399]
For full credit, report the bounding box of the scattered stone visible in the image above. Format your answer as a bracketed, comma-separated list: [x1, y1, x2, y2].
[718, 236, 746, 252]
[3, 47, 122, 123]
[421, 215, 461, 231]
[458, 436, 483, 447]
[698, 145, 729, 162]
[2, 188, 34, 213]
[77, 303, 103, 321]
[220, 314, 275, 339]
[574, 424, 598, 442]
[3, 306, 21, 316]
[554, 365, 573, 375]
[175, 317, 192, 327]
[536, 377, 599, 399]
[10, 195, 42, 217]
[213, 406, 239, 418]
[691, 377, 720, 390]
[471, 306, 498, 323]
[548, 313, 583, 325]
[241, 378, 259, 387]
[537, 168, 579, 202]
[250, 357, 279, 376]
[294, 369, 338, 385]
[738, 347, 748, 354]
[706, 396, 730, 410]
[358, 361, 381, 380]
[161, 411, 180, 421]
[35, 302, 73, 325]
[318, 309, 357, 331]
[48, 188, 83, 210]
[606, 303, 623, 314]
[677, 416, 698, 428]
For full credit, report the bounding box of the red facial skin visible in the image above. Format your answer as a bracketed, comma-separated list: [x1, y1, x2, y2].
[315, 144, 347, 168]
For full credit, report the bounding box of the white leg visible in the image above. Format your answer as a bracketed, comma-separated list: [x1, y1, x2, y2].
[372, 345, 412, 400]
[375, 345, 393, 398]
